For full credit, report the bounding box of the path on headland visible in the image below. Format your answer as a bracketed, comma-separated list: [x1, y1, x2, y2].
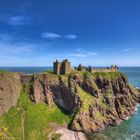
[21, 109, 26, 140]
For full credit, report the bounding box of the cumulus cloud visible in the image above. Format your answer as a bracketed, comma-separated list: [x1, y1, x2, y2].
[41, 32, 77, 40]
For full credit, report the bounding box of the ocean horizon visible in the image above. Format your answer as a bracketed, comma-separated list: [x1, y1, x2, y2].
[0, 66, 140, 87]
[0, 66, 140, 72]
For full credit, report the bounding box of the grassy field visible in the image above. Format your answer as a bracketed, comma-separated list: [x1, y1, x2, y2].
[0, 88, 71, 140]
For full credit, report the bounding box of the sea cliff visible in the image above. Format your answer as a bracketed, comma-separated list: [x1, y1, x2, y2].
[31, 71, 140, 133]
[0, 71, 140, 139]
[0, 72, 21, 115]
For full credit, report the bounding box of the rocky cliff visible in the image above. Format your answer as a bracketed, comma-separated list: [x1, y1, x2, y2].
[30, 71, 140, 133]
[0, 72, 21, 115]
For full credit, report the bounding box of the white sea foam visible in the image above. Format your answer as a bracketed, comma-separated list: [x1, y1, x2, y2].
[125, 117, 129, 120]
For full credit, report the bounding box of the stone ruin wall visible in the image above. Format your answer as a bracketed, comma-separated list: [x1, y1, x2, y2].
[91, 68, 117, 73]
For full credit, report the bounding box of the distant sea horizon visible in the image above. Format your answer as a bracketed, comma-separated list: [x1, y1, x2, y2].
[0, 66, 140, 73]
[0, 66, 140, 88]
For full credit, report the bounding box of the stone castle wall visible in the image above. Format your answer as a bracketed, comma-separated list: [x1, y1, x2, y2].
[90, 68, 117, 73]
[53, 59, 71, 75]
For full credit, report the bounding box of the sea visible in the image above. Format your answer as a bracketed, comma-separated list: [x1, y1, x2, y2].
[0, 67, 140, 140]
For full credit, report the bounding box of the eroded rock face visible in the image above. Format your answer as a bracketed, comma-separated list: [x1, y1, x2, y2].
[30, 72, 140, 133]
[32, 74, 80, 111]
[0, 72, 21, 115]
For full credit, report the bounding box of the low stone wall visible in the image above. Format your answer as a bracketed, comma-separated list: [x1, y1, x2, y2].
[91, 68, 117, 73]
[20, 74, 34, 85]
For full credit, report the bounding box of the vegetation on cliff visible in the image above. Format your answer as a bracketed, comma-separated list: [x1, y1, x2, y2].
[31, 72, 140, 133]
[0, 86, 71, 140]
[0, 71, 140, 139]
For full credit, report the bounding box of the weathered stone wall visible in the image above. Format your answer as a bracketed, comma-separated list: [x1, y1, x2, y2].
[90, 68, 117, 73]
[53, 59, 71, 75]
[20, 74, 34, 85]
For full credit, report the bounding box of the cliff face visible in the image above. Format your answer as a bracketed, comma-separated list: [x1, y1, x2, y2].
[30, 72, 140, 133]
[0, 72, 21, 115]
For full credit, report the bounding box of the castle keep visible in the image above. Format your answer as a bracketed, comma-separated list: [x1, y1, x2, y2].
[53, 59, 71, 75]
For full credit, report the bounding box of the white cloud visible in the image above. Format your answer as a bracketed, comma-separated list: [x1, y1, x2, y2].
[41, 32, 61, 40]
[0, 14, 32, 26]
[8, 16, 31, 25]
[123, 48, 134, 52]
[63, 34, 77, 39]
[0, 33, 52, 66]
[41, 32, 77, 40]
[67, 52, 97, 57]
[50, 48, 97, 58]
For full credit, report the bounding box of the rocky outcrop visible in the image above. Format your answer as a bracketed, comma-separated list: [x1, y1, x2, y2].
[31, 74, 80, 111]
[0, 72, 21, 115]
[30, 72, 140, 133]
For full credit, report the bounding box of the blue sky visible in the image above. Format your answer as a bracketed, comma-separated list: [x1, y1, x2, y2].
[0, 0, 140, 66]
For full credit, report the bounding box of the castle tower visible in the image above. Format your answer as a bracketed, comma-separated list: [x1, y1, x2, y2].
[53, 59, 71, 74]
[62, 59, 71, 74]
[53, 60, 62, 74]
[111, 65, 118, 72]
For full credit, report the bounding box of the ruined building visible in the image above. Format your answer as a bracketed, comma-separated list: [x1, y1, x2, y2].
[53, 59, 71, 75]
[76, 64, 118, 73]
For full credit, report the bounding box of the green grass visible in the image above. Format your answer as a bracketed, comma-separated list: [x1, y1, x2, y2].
[70, 70, 123, 80]
[0, 70, 10, 73]
[43, 70, 53, 74]
[93, 72, 122, 79]
[76, 86, 95, 111]
[0, 88, 71, 140]
[82, 71, 91, 78]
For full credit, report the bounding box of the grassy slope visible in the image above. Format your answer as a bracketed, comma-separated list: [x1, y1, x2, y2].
[0, 88, 71, 140]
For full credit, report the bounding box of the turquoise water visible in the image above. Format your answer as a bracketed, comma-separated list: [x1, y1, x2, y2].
[0, 67, 140, 140]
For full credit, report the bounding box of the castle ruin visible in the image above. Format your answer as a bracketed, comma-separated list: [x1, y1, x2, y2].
[53, 59, 118, 75]
[53, 59, 71, 75]
[77, 64, 118, 73]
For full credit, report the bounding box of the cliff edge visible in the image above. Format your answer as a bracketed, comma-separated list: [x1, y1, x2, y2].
[0, 72, 21, 115]
[30, 71, 140, 133]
